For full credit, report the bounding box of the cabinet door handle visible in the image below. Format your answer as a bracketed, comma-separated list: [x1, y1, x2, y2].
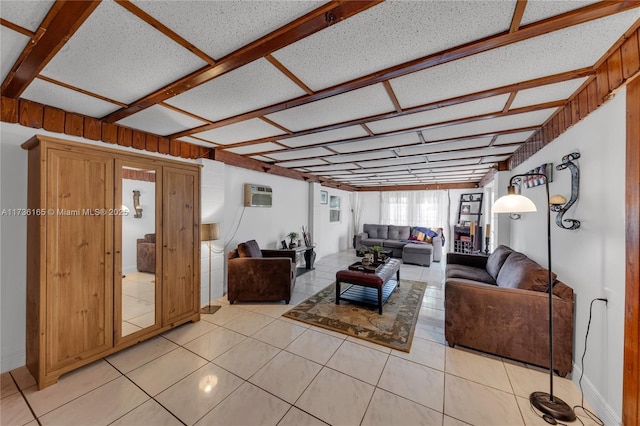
[106, 251, 111, 255]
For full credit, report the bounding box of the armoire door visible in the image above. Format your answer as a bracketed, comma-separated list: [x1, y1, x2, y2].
[162, 167, 200, 324]
[45, 149, 114, 373]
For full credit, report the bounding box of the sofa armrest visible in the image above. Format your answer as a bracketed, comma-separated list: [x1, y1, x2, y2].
[446, 252, 488, 269]
[354, 232, 368, 250]
[445, 279, 574, 374]
[262, 249, 296, 262]
[431, 236, 442, 262]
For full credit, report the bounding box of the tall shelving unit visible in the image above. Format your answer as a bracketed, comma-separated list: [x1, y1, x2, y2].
[453, 193, 484, 253]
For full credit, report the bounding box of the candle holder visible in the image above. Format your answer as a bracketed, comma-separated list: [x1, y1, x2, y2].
[484, 237, 490, 255]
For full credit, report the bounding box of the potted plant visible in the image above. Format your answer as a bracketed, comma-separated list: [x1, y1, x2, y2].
[287, 231, 299, 249]
[370, 245, 386, 262]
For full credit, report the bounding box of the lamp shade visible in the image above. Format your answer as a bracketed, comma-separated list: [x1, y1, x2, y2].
[200, 222, 220, 241]
[493, 194, 537, 214]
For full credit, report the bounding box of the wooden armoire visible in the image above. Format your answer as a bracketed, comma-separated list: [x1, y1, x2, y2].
[22, 135, 201, 389]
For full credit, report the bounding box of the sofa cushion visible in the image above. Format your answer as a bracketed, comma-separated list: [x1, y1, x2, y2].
[383, 240, 406, 249]
[496, 252, 556, 291]
[388, 225, 410, 240]
[446, 264, 495, 284]
[361, 238, 385, 247]
[363, 224, 388, 239]
[238, 240, 262, 258]
[486, 245, 514, 280]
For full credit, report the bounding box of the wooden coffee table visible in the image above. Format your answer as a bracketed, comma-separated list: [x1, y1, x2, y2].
[335, 258, 401, 314]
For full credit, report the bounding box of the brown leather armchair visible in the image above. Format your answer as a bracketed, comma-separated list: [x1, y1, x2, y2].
[227, 240, 296, 304]
[136, 233, 156, 273]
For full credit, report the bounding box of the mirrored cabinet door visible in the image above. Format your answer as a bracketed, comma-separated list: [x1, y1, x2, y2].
[115, 161, 161, 342]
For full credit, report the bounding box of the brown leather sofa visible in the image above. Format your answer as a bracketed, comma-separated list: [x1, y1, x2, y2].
[227, 240, 296, 304]
[136, 233, 156, 273]
[445, 245, 574, 376]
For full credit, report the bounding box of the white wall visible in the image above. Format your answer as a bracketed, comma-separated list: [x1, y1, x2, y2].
[500, 89, 626, 424]
[312, 185, 353, 259]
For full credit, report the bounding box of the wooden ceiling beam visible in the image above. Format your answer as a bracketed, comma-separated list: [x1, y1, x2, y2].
[103, 0, 382, 123]
[169, 0, 633, 138]
[176, 66, 592, 142]
[0, 18, 35, 38]
[1, 0, 101, 98]
[509, 0, 528, 33]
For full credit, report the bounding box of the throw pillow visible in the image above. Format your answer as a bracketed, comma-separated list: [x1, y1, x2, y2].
[238, 240, 263, 258]
[486, 245, 514, 280]
[496, 252, 557, 291]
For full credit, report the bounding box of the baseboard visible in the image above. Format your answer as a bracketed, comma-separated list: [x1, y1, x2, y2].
[1, 350, 25, 374]
[572, 362, 621, 426]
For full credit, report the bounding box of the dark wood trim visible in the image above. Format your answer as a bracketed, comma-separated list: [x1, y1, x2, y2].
[383, 81, 403, 113]
[114, 0, 215, 66]
[509, 0, 528, 33]
[158, 102, 213, 125]
[623, 73, 640, 426]
[361, 124, 375, 137]
[503, 92, 517, 112]
[0, 18, 35, 38]
[35, 75, 127, 108]
[265, 55, 313, 95]
[259, 116, 292, 135]
[1, 1, 101, 98]
[103, 0, 381, 123]
[509, 26, 640, 169]
[173, 67, 592, 140]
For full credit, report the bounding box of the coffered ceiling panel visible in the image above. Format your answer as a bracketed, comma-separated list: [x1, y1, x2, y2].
[224, 142, 284, 155]
[195, 118, 284, 145]
[266, 84, 395, 132]
[1, 27, 30, 82]
[396, 137, 494, 157]
[356, 157, 425, 169]
[304, 163, 359, 172]
[39, 1, 207, 104]
[366, 95, 511, 134]
[250, 155, 274, 162]
[510, 78, 589, 109]
[493, 131, 536, 145]
[421, 108, 557, 142]
[116, 105, 208, 136]
[0, 0, 54, 32]
[272, 1, 515, 91]
[21, 77, 122, 118]
[165, 58, 306, 122]
[131, 0, 325, 59]
[325, 151, 394, 164]
[274, 159, 327, 168]
[332, 132, 421, 154]
[520, 0, 600, 26]
[278, 125, 369, 148]
[390, 10, 640, 107]
[267, 146, 333, 162]
[427, 145, 519, 162]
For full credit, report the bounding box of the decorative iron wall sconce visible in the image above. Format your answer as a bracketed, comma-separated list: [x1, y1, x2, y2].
[549, 152, 581, 230]
[133, 190, 143, 219]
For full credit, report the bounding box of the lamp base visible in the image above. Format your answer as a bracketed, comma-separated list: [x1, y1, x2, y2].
[530, 391, 576, 422]
[200, 305, 221, 315]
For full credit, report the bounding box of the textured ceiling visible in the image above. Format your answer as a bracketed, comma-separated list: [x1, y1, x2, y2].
[1, 0, 639, 189]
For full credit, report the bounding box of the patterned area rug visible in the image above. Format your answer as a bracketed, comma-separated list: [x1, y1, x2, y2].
[283, 279, 426, 352]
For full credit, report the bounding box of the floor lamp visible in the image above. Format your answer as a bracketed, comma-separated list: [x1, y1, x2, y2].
[493, 173, 576, 423]
[200, 222, 220, 314]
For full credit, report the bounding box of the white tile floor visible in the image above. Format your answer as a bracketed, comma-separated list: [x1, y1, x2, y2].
[1, 250, 596, 426]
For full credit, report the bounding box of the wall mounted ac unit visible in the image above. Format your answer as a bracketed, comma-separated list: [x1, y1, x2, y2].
[244, 183, 272, 207]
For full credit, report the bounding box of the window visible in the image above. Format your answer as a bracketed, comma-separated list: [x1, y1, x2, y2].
[329, 195, 340, 222]
[380, 190, 449, 228]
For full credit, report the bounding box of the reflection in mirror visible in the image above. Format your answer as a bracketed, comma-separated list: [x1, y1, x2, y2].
[121, 166, 156, 336]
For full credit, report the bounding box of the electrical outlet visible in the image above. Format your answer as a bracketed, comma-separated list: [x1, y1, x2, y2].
[603, 287, 612, 303]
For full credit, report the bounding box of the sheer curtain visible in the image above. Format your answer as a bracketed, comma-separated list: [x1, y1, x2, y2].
[380, 190, 449, 230]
